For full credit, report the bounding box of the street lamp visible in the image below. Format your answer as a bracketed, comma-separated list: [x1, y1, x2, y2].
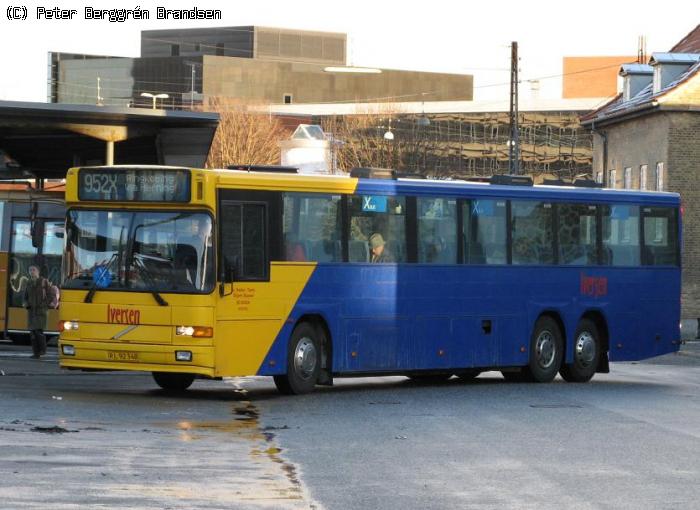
[140, 92, 169, 110]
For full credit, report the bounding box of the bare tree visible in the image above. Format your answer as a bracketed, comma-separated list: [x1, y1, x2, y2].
[202, 97, 290, 169]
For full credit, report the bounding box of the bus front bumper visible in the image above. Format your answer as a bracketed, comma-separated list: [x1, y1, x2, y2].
[58, 339, 216, 378]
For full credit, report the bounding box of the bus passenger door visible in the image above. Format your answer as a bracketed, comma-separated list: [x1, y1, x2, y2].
[6, 219, 36, 334]
[215, 191, 296, 377]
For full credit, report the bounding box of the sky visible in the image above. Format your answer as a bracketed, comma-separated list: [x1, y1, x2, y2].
[0, 0, 696, 103]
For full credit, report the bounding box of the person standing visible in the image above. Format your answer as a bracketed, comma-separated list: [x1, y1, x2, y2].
[23, 265, 55, 359]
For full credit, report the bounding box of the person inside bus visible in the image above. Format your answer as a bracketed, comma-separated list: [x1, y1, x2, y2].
[369, 233, 395, 263]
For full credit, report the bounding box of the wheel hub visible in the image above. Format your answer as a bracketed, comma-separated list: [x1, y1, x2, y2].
[535, 330, 556, 369]
[294, 337, 317, 381]
[575, 331, 596, 368]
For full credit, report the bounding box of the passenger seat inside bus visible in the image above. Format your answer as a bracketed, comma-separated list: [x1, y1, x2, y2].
[349, 240, 369, 262]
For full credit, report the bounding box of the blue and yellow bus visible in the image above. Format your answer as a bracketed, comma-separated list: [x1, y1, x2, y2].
[58, 166, 681, 394]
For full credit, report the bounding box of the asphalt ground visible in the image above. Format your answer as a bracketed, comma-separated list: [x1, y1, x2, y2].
[1, 340, 699, 509]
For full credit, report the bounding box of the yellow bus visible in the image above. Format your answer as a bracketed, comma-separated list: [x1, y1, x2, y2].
[59, 165, 681, 394]
[1, 187, 64, 342]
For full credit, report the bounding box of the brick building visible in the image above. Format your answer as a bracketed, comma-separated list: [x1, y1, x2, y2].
[581, 24, 700, 324]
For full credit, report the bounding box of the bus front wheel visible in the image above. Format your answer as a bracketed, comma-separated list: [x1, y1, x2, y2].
[559, 319, 599, 383]
[274, 322, 321, 395]
[152, 372, 195, 392]
[525, 316, 564, 383]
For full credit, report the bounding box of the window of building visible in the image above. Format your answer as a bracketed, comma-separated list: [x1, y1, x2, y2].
[171, 44, 180, 57]
[624, 167, 632, 189]
[596, 171, 603, 184]
[283, 193, 341, 262]
[656, 162, 665, 191]
[609, 169, 616, 189]
[602, 205, 640, 266]
[283, 94, 293, 104]
[463, 199, 507, 264]
[417, 197, 457, 263]
[558, 204, 597, 265]
[640, 164, 648, 190]
[348, 195, 406, 263]
[642, 207, 679, 266]
[511, 201, 554, 265]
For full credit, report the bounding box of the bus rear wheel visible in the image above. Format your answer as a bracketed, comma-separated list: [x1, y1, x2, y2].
[274, 322, 321, 395]
[152, 372, 195, 392]
[559, 319, 599, 383]
[524, 316, 564, 383]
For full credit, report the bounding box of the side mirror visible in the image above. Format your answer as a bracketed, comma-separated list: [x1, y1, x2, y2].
[219, 257, 236, 297]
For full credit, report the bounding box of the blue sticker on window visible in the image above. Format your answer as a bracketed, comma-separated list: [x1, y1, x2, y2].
[611, 206, 630, 220]
[472, 200, 495, 216]
[362, 196, 387, 213]
[92, 265, 113, 288]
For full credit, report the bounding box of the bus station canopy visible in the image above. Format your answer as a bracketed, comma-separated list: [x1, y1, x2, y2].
[0, 101, 218, 180]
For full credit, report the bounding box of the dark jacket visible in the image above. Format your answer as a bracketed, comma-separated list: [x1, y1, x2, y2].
[23, 277, 54, 330]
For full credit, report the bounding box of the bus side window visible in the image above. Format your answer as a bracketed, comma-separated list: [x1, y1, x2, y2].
[348, 195, 406, 263]
[642, 207, 679, 266]
[464, 199, 507, 264]
[602, 205, 640, 266]
[417, 197, 457, 264]
[558, 204, 597, 266]
[283, 193, 342, 263]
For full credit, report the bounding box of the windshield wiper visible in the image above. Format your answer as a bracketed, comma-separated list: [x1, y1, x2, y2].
[131, 253, 168, 307]
[83, 252, 119, 303]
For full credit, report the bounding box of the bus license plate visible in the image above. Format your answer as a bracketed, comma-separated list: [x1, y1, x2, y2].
[107, 351, 138, 362]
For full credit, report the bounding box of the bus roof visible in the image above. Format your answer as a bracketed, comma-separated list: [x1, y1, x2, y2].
[207, 168, 679, 207]
[68, 166, 680, 207]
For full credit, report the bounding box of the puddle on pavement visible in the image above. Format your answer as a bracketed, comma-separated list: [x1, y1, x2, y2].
[153, 397, 308, 507]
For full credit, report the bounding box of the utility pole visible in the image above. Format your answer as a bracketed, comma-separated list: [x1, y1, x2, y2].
[508, 41, 520, 175]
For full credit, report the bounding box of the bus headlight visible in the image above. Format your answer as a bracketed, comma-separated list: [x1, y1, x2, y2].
[62, 344, 75, 356]
[60, 321, 79, 332]
[175, 326, 213, 338]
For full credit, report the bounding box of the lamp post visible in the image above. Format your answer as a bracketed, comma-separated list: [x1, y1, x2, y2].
[140, 92, 169, 110]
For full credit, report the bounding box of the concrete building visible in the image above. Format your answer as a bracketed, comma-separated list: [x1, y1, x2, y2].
[581, 24, 700, 324]
[49, 26, 473, 108]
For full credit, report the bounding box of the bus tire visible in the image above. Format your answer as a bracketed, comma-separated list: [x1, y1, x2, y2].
[152, 372, 195, 392]
[274, 322, 320, 395]
[524, 316, 564, 383]
[559, 319, 599, 383]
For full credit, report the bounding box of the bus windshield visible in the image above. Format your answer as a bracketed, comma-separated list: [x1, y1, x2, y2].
[62, 210, 214, 294]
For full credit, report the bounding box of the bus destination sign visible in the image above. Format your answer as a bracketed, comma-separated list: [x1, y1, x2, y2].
[78, 169, 191, 202]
